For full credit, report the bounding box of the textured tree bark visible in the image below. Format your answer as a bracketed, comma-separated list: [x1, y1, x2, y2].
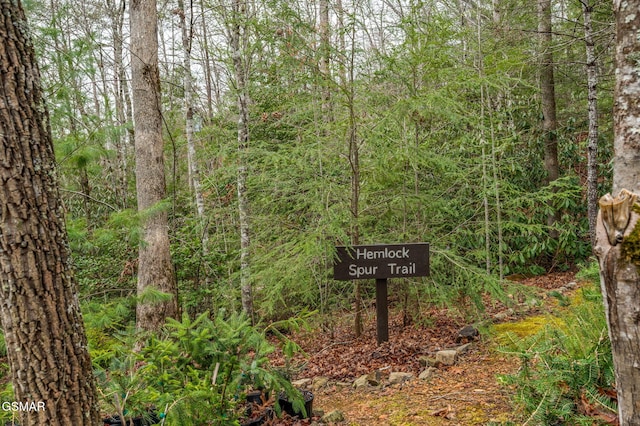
[130, 0, 179, 331]
[595, 1, 640, 422]
[176, 0, 206, 224]
[583, 0, 599, 249]
[108, 0, 131, 208]
[199, 0, 215, 120]
[612, 0, 640, 195]
[595, 191, 640, 425]
[346, 25, 362, 338]
[319, 0, 332, 121]
[229, 0, 254, 321]
[0, 1, 100, 423]
[537, 0, 560, 236]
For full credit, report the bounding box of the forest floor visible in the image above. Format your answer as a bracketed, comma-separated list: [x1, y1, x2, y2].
[269, 272, 580, 425]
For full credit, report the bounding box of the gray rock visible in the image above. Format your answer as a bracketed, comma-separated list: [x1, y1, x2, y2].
[388, 371, 414, 385]
[435, 349, 458, 366]
[353, 374, 369, 389]
[419, 356, 439, 367]
[292, 378, 312, 388]
[321, 410, 345, 423]
[353, 370, 382, 389]
[312, 376, 330, 391]
[418, 367, 436, 380]
[455, 343, 473, 354]
[366, 370, 381, 386]
[494, 309, 514, 320]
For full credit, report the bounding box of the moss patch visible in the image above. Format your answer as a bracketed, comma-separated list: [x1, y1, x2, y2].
[621, 203, 640, 266]
[492, 315, 562, 343]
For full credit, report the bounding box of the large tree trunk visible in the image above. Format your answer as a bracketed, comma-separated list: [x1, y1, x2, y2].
[595, 191, 640, 425]
[130, 0, 179, 331]
[594, 1, 640, 424]
[0, 1, 100, 424]
[538, 0, 560, 237]
[612, 0, 640, 195]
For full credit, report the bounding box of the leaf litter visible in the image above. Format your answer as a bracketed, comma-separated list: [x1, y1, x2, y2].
[267, 272, 585, 425]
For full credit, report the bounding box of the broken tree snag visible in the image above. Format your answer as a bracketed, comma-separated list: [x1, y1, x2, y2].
[594, 189, 640, 425]
[598, 189, 637, 246]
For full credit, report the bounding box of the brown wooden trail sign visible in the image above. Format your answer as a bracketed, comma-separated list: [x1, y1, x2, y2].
[334, 243, 430, 344]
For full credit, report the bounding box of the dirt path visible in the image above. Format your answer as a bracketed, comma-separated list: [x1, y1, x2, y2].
[314, 342, 519, 425]
[269, 272, 578, 425]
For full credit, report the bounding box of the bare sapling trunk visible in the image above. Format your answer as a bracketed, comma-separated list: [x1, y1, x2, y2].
[176, 0, 208, 262]
[229, 0, 254, 321]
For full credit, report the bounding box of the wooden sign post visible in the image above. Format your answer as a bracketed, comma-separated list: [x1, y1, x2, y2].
[334, 243, 430, 344]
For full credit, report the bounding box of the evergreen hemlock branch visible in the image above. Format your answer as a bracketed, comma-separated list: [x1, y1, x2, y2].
[89, 310, 306, 425]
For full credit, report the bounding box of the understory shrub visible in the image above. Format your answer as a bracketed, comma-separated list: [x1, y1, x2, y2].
[498, 275, 615, 425]
[93, 310, 305, 425]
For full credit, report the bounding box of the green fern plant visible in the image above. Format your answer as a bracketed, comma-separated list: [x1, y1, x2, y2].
[498, 281, 615, 425]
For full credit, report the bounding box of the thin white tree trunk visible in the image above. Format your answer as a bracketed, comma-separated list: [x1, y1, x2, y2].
[177, 1, 206, 221]
[583, 0, 599, 248]
[229, 0, 254, 320]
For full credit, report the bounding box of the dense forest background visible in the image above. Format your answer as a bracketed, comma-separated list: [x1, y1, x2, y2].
[26, 0, 612, 322]
[0, 0, 624, 424]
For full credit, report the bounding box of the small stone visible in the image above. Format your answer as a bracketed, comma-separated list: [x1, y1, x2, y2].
[418, 356, 430, 367]
[456, 325, 479, 342]
[566, 281, 577, 289]
[366, 370, 381, 386]
[435, 350, 458, 366]
[455, 343, 473, 354]
[525, 297, 542, 307]
[312, 376, 329, 391]
[292, 378, 312, 388]
[388, 372, 414, 385]
[353, 374, 369, 389]
[494, 309, 514, 320]
[419, 356, 439, 367]
[419, 367, 436, 380]
[322, 410, 345, 423]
